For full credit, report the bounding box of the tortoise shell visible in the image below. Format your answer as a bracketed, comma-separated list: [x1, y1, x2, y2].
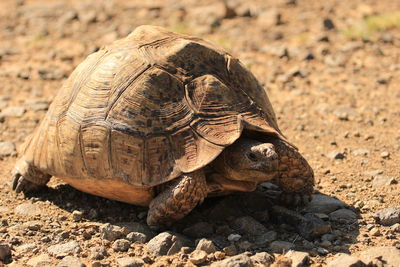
[22, 25, 285, 189]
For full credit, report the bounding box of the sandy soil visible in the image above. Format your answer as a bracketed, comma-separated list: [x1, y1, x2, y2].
[0, 0, 399, 266]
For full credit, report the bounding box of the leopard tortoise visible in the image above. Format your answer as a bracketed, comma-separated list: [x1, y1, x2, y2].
[11, 25, 314, 228]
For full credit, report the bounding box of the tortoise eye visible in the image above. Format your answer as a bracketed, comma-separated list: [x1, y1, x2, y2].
[247, 152, 258, 162]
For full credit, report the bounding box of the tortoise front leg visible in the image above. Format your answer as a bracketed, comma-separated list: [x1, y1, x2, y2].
[11, 158, 51, 193]
[272, 139, 314, 206]
[147, 170, 207, 229]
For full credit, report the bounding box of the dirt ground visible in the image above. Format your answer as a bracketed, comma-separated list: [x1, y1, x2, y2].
[0, 0, 399, 266]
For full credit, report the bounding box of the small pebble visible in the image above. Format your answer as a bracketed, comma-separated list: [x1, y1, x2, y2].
[72, 210, 83, 222]
[380, 151, 390, 158]
[227, 234, 241, 242]
[369, 227, 381, 236]
[317, 247, 329, 255]
[189, 250, 208, 265]
[112, 239, 131, 252]
[214, 251, 225, 260]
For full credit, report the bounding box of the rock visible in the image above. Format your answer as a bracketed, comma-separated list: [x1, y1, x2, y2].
[254, 231, 277, 246]
[112, 239, 131, 252]
[146, 232, 191, 256]
[57, 256, 85, 267]
[72, 210, 83, 221]
[327, 51, 350, 66]
[228, 234, 242, 242]
[38, 66, 66, 80]
[351, 149, 369, 156]
[26, 254, 52, 267]
[238, 240, 252, 251]
[258, 9, 281, 28]
[379, 32, 393, 43]
[272, 255, 292, 267]
[126, 232, 147, 243]
[210, 253, 253, 267]
[372, 176, 397, 188]
[25, 99, 50, 111]
[0, 244, 11, 261]
[377, 77, 389, 85]
[196, 238, 216, 254]
[321, 234, 336, 242]
[233, 216, 267, 236]
[329, 209, 357, 222]
[47, 241, 82, 258]
[284, 250, 310, 267]
[116, 257, 145, 267]
[223, 244, 237, 256]
[305, 194, 347, 214]
[250, 252, 274, 266]
[99, 223, 124, 241]
[261, 45, 289, 58]
[317, 247, 329, 255]
[380, 151, 390, 158]
[0, 106, 25, 118]
[0, 141, 16, 157]
[15, 203, 42, 216]
[373, 207, 400, 226]
[390, 223, 400, 233]
[327, 150, 345, 159]
[16, 243, 37, 254]
[301, 213, 332, 239]
[327, 253, 366, 267]
[187, 2, 234, 31]
[271, 206, 331, 239]
[189, 250, 208, 265]
[183, 222, 213, 238]
[358, 247, 400, 267]
[23, 221, 41, 231]
[269, 241, 295, 253]
[363, 170, 384, 176]
[214, 251, 225, 260]
[89, 247, 108, 260]
[115, 222, 154, 240]
[369, 227, 380, 236]
[323, 18, 335, 30]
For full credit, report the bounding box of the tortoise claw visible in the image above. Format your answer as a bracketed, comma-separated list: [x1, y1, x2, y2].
[11, 172, 43, 194]
[11, 172, 21, 191]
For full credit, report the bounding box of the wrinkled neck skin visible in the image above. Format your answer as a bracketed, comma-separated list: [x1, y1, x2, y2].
[211, 137, 279, 184]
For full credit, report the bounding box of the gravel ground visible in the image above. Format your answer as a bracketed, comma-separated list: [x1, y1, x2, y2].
[0, 0, 399, 266]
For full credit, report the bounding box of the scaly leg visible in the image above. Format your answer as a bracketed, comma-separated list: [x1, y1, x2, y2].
[147, 170, 207, 229]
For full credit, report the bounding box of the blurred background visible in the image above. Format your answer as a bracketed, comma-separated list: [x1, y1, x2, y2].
[0, 0, 399, 265]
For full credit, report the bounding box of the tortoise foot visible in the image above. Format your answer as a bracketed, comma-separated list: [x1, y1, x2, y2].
[279, 192, 312, 206]
[12, 173, 44, 193]
[147, 170, 207, 230]
[11, 159, 50, 194]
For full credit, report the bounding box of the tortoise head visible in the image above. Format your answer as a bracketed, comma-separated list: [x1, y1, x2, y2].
[211, 137, 314, 196]
[211, 138, 279, 183]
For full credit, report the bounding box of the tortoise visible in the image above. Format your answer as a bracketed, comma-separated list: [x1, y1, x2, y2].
[11, 25, 314, 228]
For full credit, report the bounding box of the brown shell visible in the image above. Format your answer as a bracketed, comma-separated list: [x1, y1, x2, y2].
[22, 25, 285, 187]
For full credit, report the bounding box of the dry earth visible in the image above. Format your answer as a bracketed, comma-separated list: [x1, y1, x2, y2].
[0, 0, 399, 266]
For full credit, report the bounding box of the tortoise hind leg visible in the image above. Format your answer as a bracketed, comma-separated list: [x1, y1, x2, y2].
[147, 170, 208, 230]
[11, 158, 51, 193]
